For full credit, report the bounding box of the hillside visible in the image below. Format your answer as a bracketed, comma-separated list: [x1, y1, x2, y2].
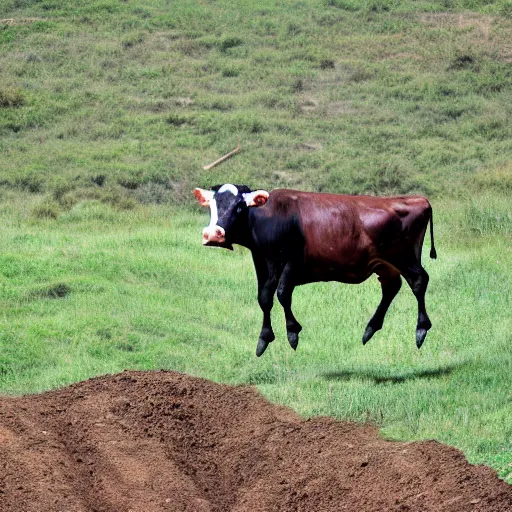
[1, 0, 511, 207]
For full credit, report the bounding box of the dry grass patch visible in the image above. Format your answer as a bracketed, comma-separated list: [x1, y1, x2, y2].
[0, 18, 46, 25]
[323, 100, 360, 117]
[297, 142, 323, 151]
[298, 97, 319, 113]
[470, 164, 512, 194]
[418, 13, 512, 61]
[418, 12, 494, 31]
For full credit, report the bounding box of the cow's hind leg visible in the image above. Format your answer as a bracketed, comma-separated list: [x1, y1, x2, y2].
[395, 257, 432, 348]
[277, 261, 302, 351]
[362, 268, 402, 345]
[254, 257, 280, 357]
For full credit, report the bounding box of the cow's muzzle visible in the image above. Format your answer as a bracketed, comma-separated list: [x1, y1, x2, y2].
[202, 225, 226, 245]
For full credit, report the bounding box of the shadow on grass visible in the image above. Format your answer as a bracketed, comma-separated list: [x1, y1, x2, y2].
[322, 363, 465, 384]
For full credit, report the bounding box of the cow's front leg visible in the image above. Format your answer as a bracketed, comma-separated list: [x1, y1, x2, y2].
[256, 276, 279, 356]
[253, 257, 280, 357]
[277, 262, 302, 351]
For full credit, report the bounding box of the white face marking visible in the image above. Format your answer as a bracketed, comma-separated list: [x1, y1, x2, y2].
[202, 189, 214, 204]
[218, 183, 238, 195]
[208, 197, 218, 229]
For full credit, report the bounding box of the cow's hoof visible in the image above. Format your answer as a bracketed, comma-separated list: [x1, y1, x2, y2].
[362, 326, 376, 345]
[256, 338, 271, 357]
[416, 328, 428, 349]
[287, 332, 299, 351]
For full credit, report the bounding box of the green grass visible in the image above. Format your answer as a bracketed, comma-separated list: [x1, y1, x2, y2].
[0, 0, 511, 486]
[1, 0, 511, 202]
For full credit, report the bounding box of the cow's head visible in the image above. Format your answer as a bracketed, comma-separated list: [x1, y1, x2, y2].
[193, 184, 269, 250]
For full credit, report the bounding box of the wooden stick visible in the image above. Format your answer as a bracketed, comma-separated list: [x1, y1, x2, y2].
[203, 143, 241, 170]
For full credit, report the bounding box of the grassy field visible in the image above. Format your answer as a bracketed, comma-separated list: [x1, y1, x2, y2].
[2, 0, 512, 201]
[1, 194, 511, 482]
[1, 0, 511, 483]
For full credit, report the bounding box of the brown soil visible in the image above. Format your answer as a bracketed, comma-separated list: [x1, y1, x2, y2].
[1, 371, 511, 512]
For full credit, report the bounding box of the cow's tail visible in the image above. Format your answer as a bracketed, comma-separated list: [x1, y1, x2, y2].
[429, 206, 437, 260]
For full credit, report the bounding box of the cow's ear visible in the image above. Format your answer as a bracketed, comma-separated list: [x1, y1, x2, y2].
[193, 188, 214, 207]
[244, 190, 269, 207]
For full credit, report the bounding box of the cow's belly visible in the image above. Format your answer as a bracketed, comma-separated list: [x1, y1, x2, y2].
[299, 256, 374, 285]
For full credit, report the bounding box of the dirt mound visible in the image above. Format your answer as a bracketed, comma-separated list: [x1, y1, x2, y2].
[1, 371, 511, 511]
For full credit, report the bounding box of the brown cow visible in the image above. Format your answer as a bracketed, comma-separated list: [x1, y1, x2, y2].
[194, 184, 436, 357]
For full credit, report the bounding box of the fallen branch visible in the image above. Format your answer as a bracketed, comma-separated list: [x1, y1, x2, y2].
[203, 143, 241, 170]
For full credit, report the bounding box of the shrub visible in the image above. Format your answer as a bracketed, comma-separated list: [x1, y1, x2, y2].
[219, 36, 243, 52]
[91, 175, 106, 187]
[0, 86, 25, 107]
[121, 32, 145, 49]
[166, 113, 193, 126]
[230, 113, 267, 134]
[222, 66, 241, 77]
[347, 67, 375, 83]
[320, 59, 336, 69]
[100, 187, 138, 210]
[57, 193, 80, 211]
[366, 0, 394, 11]
[15, 174, 45, 194]
[134, 182, 174, 204]
[52, 179, 76, 202]
[29, 283, 71, 299]
[327, 0, 363, 11]
[31, 199, 60, 219]
[449, 54, 479, 72]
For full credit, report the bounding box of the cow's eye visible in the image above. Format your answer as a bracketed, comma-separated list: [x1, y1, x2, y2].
[236, 205, 244, 214]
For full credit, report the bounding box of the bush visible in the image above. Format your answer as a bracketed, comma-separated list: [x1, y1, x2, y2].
[52, 179, 76, 202]
[121, 31, 145, 49]
[31, 199, 60, 220]
[222, 66, 241, 77]
[134, 182, 174, 204]
[91, 175, 106, 187]
[166, 113, 193, 126]
[327, 0, 363, 11]
[0, 87, 25, 108]
[14, 173, 45, 193]
[100, 187, 138, 210]
[29, 283, 71, 299]
[366, 0, 397, 11]
[320, 59, 336, 69]
[219, 36, 243, 52]
[449, 54, 479, 72]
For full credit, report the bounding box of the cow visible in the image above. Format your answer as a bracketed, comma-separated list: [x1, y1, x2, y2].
[194, 184, 437, 357]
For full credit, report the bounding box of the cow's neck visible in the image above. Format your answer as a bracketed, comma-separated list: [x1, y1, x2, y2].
[232, 208, 260, 250]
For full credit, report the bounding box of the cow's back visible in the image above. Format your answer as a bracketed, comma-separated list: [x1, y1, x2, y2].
[266, 189, 431, 284]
